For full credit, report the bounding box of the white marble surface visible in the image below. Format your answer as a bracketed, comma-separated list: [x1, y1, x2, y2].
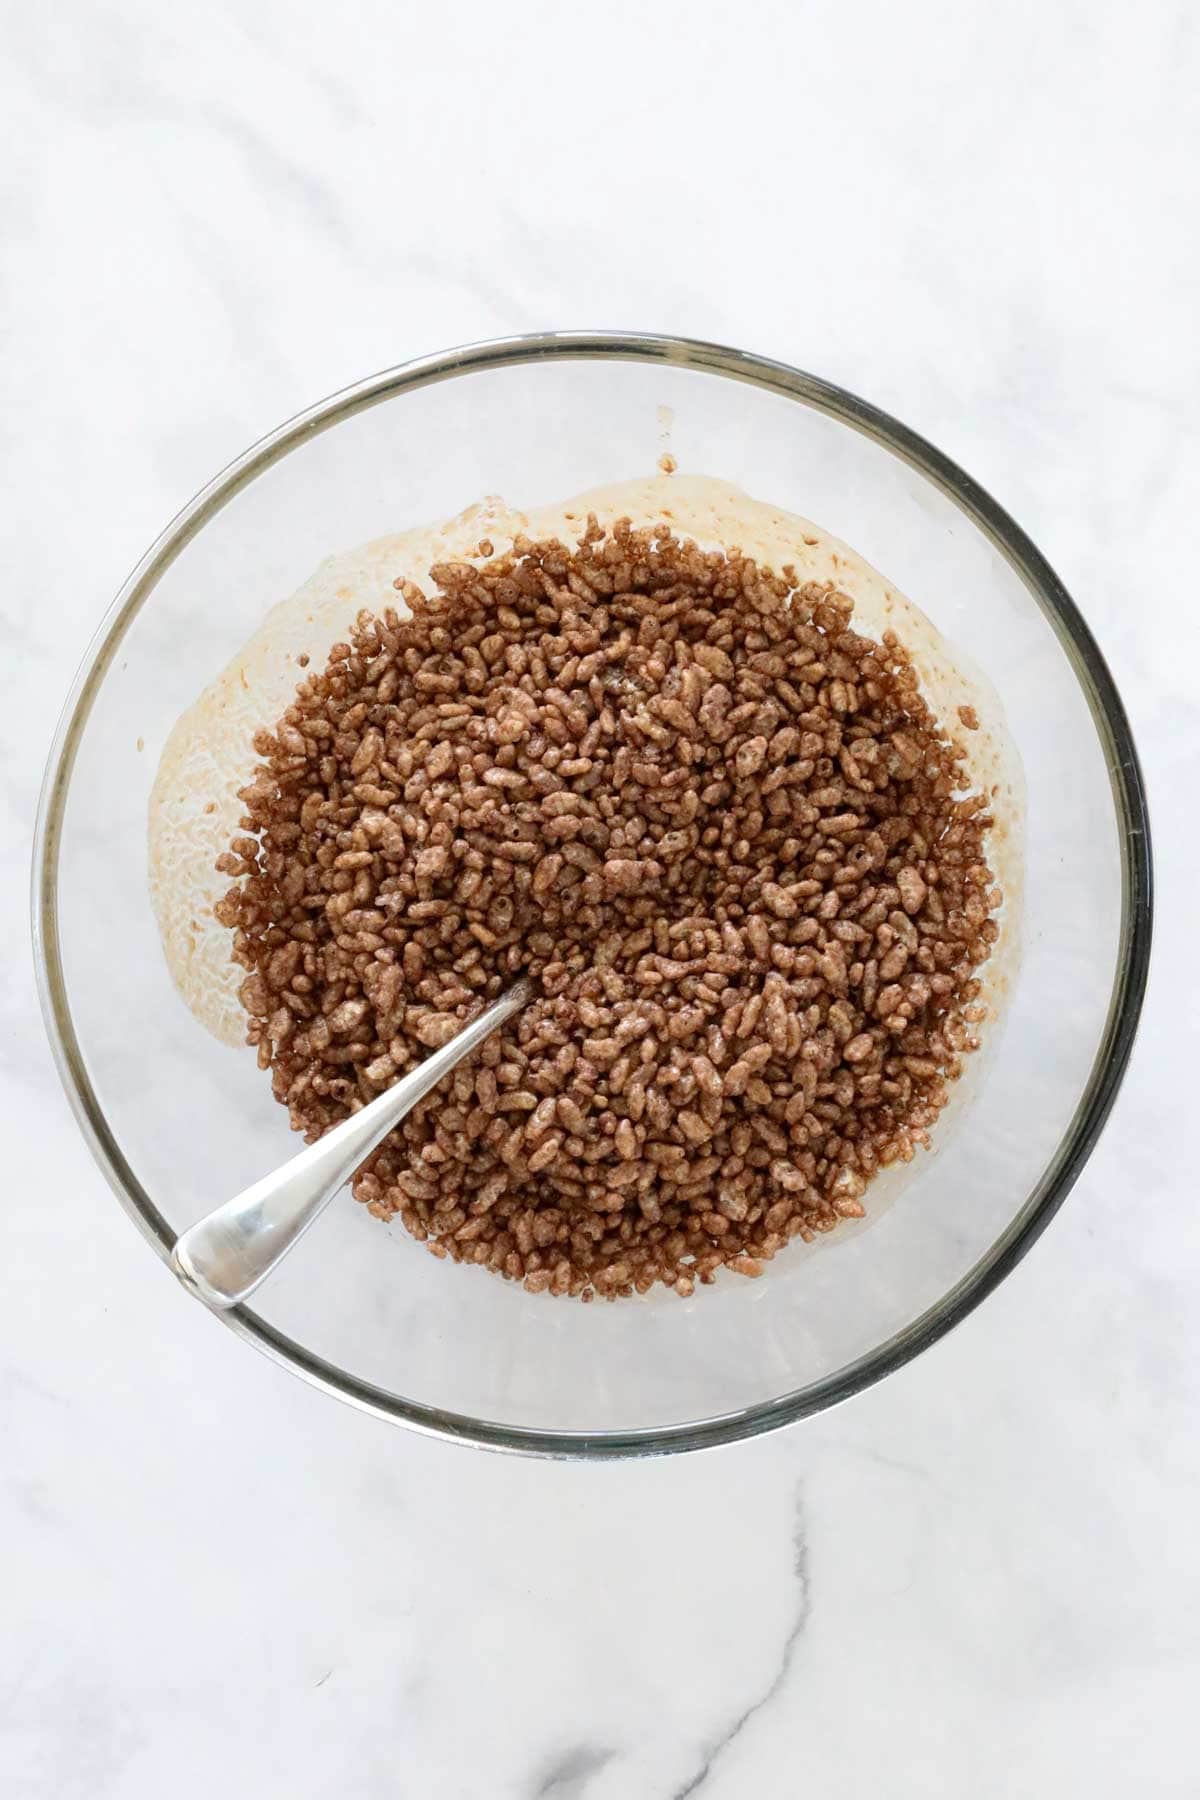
[3, 3, 1198, 1794]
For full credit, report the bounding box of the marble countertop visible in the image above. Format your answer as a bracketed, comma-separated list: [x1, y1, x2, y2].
[4, 4, 1197, 1795]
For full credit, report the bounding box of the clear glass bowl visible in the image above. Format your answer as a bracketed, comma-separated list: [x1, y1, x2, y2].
[33, 334, 1152, 1456]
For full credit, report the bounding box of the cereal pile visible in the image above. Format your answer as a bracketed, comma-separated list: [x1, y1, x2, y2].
[216, 520, 998, 1299]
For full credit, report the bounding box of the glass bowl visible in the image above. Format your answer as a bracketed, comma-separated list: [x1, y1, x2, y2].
[33, 333, 1152, 1457]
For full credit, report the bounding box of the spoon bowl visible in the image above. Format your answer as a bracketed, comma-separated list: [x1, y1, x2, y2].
[171, 979, 533, 1309]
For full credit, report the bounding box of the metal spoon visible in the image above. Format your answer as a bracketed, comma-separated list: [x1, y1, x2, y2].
[170, 977, 533, 1311]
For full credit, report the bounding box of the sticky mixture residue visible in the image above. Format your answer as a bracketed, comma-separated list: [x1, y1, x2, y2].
[150, 476, 1021, 1301]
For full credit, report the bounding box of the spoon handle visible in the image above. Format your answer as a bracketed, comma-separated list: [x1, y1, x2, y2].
[170, 977, 532, 1310]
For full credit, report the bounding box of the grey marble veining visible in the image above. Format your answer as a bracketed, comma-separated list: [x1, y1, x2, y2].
[2, 3, 1198, 1797]
[670, 1487, 811, 1798]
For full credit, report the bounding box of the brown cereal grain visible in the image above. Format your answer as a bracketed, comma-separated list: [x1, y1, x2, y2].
[219, 518, 998, 1300]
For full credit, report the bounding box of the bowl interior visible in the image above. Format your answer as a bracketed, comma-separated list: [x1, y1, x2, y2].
[40, 341, 1145, 1449]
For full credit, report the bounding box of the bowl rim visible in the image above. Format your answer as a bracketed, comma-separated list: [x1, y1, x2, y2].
[31, 330, 1153, 1458]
